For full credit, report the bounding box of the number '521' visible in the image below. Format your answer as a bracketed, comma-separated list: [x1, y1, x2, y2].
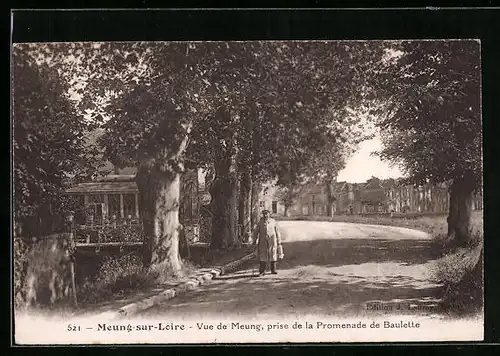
[67, 324, 81, 332]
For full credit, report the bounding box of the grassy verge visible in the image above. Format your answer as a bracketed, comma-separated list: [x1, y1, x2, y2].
[76, 254, 161, 306]
[432, 242, 483, 316]
[277, 212, 484, 316]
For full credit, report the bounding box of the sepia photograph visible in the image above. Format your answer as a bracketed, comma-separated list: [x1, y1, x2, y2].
[12, 39, 483, 344]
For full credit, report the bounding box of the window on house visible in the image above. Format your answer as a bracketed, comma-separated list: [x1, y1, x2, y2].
[108, 194, 121, 219]
[88, 203, 104, 225]
[259, 201, 265, 208]
[272, 201, 278, 214]
[123, 194, 136, 219]
[87, 194, 105, 225]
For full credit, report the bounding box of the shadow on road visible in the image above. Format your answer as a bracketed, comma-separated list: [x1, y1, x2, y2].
[145, 266, 444, 318]
[142, 236, 445, 318]
[278, 238, 441, 269]
[217, 273, 258, 281]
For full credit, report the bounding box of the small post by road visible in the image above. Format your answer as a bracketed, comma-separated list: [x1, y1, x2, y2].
[65, 212, 78, 307]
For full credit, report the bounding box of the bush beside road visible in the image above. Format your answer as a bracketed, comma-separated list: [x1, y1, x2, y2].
[74, 245, 255, 311]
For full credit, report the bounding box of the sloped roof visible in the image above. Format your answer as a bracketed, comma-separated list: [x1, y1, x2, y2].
[334, 181, 347, 191]
[94, 174, 136, 182]
[381, 178, 397, 189]
[363, 178, 383, 190]
[65, 180, 138, 194]
[66, 172, 202, 194]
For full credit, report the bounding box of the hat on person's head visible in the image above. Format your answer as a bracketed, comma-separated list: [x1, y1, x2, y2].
[262, 209, 270, 214]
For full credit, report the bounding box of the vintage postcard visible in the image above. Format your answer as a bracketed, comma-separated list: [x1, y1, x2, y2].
[12, 39, 483, 344]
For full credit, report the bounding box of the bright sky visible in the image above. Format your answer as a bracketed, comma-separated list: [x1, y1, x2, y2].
[337, 136, 404, 183]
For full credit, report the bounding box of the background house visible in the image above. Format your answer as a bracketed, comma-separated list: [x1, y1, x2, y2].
[65, 174, 140, 226]
[64, 166, 202, 240]
[360, 177, 387, 213]
[262, 176, 483, 217]
[334, 181, 362, 214]
[287, 183, 330, 216]
[384, 180, 451, 213]
[258, 182, 286, 216]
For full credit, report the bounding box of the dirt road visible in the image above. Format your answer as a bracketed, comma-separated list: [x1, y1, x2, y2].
[140, 221, 445, 319]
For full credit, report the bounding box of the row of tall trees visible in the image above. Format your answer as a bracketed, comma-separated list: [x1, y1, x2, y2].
[96, 42, 383, 276]
[13, 40, 482, 280]
[14, 41, 380, 277]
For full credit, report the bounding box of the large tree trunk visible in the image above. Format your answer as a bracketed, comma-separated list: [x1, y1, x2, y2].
[325, 179, 335, 217]
[137, 160, 183, 278]
[136, 122, 191, 278]
[209, 152, 239, 250]
[447, 172, 476, 247]
[238, 170, 252, 243]
[210, 108, 240, 250]
[284, 205, 290, 217]
[250, 180, 263, 230]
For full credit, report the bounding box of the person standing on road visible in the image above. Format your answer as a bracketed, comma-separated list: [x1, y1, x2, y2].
[253, 210, 284, 276]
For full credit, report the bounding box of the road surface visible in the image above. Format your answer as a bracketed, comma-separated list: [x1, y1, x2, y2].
[140, 221, 445, 319]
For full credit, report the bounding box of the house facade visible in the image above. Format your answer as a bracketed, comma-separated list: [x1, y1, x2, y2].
[385, 181, 483, 213]
[64, 168, 201, 230]
[65, 174, 140, 226]
[260, 177, 483, 217]
[257, 182, 332, 217]
[257, 182, 286, 216]
[385, 182, 450, 213]
[287, 183, 331, 216]
[333, 181, 363, 214]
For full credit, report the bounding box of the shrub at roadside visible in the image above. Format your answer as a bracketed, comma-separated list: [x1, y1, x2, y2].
[76, 253, 198, 306]
[75, 225, 143, 244]
[433, 232, 483, 316]
[76, 254, 157, 305]
[13, 237, 30, 307]
[14, 234, 76, 309]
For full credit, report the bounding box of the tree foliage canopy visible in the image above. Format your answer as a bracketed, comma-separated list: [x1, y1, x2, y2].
[371, 40, 482, 189]
[15, 41, 389, 183]
[12, 46, 101, 221]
